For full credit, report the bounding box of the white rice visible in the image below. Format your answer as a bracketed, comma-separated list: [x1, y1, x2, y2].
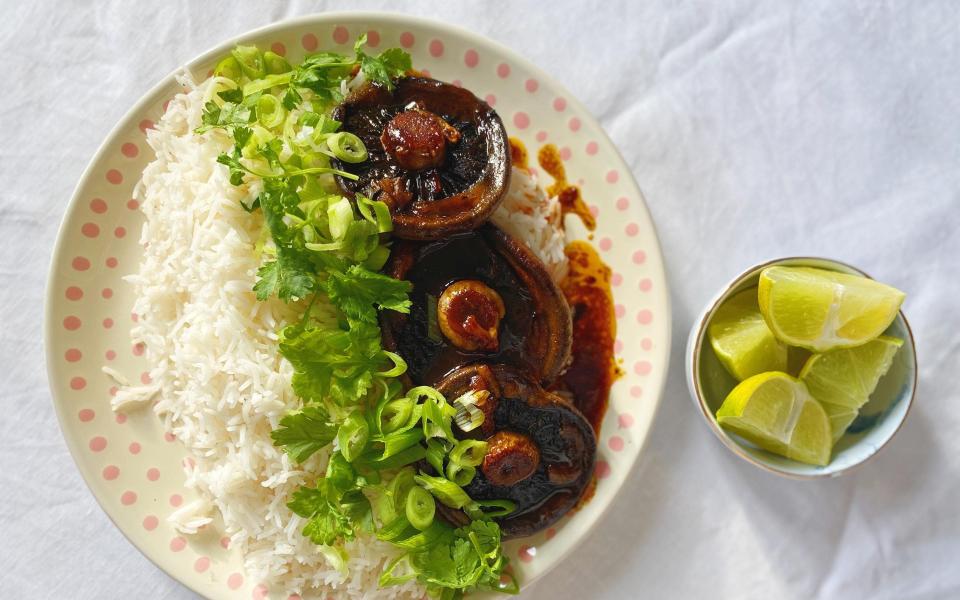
[119, 71, 568, 598]
[492, 167, 569, 282]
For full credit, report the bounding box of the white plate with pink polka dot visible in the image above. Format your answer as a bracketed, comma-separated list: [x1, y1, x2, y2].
[44, 12, 670, 599]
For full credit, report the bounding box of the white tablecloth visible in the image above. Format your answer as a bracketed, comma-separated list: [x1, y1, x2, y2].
[3, 1, 958, 598]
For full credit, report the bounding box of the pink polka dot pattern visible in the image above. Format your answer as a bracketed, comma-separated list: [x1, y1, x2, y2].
[611, 273, 623, 287]
[484, 94, 496, 107]
[227, 573, 244, 590]
[102, 288, 113, 298]
[114, 227, 126, 238]
[103, 465, 120, 480]
[513, 112, 530, 129]
[106, 169, 123, 184]
[81, 223, 99, 238]
[559, 147, 572, 161]
[618, 414, 635, 428]
[626, 222, 639, 236]
[553, 97, 566, 111]
[586, 141, 598, 155]
[545, 528, 557, 540]
[366, 30, 380, 47]
[497, 63, 510, 78]
[633, 250, 647, 265]
[128, 442, 141, 455]
[138, 119, 154, 133]
[568, 117, 581, 132]
[143, 516, 158, 531]
[301, 33, 317, 51]
[634, 361, 652, 376]
[608, 436, 625, 451]
[606, 169, 619, 183]
[616, 197, 629, 210]
[70, 377, 86, 390]
[78, 408, 94, 421]
[614, 304, 626, 319]
[147, 468, 160, 481]
[170, 493, 183, 507]
[639, 278, 653, 291]
[121, 143, 138, 158]
[72, 257, 90, 271]
[399, 32, 414, 48]
[126, 199, 138, 210]
[121, 491, 137, 505]
[429, 39, 444, 57]
[518, 545, 535, 563]
[596, 460, 611, 479]
[630, 385, 643, 398]
[599, 237, 612, 252]
[536, 130, 547, 142]
[90, 198, 108, 213]
[103, 318, 114, 329]
[63, 316, 81, 330]
[525, 78, 539, 92]
[170, 536, 186, 552]
[66, 348, 83, 362]
[194, 557, 210, 573]
[641, 338, 653, 351]
[464, 49, 479, 68]
[253, 584, 269, 600]
[220, 536, 231, 550]
[115, 413, 126, 424]
[89, 436, 106, 452]
[270, 42, 286, 56]
[637, 309, 652, 325]
[65, 286, 83, 301]
[332, 26, 349, 44]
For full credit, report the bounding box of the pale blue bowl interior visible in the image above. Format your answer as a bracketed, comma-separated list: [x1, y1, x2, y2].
[694, 258, 917, 478]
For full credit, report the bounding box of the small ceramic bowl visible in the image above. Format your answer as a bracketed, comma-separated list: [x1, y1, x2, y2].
[685, 257, 917, 479]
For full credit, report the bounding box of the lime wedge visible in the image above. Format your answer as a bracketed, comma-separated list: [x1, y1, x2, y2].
[708, 288, 787, 381]
[716, 372, 831, 466]
[757, 266, 905, 352]
[821, 403, 859, 443]
[800, 335, 903, 440]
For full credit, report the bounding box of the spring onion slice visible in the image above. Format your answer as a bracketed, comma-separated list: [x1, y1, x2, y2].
[448, 439, 488, 468]
[424, 438, 447, 475]
[336, 412, 369, 462]
[453, 390, 489, 433]
[257, 94, 285, 129]
[263, 50, 291, 74]
[469, 499, 516, 519]
[405, 485, 436, 531]
[327, 131, 369, 163]
[415, 473, 472, 509]
[445, 463, 477, 487]
[231, 45, 266, 79]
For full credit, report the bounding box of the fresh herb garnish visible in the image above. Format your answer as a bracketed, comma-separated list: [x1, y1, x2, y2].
[208, 39, 514, 598]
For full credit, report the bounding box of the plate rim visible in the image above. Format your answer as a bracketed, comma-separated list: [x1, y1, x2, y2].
[44, 10, 672, 598]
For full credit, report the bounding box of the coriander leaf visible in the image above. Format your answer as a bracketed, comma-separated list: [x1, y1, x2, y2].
[252, 250, 317, 301]
[324, 265, 412, 325]
[280, 320, 399, 406]
[271, 406, 337, 462]
[290, 483, 355, 546]
[217, 87, 243, 104]
[407, 521, 508, 594]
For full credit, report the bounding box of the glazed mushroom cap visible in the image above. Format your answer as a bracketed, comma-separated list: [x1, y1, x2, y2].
[380, 225, 573, 386]
[435, 363, 597, 539]
[331, 76, 511, 240]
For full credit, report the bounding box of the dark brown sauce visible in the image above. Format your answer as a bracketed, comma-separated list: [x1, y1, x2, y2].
[537, 144, 596, 231]
[554, 239, 620, 433]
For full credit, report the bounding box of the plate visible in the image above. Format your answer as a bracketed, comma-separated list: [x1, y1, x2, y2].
[45, 12, 670, 599]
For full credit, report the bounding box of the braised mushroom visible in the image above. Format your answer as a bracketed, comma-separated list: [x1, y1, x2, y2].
[381, 225, 573, 386]
[435, 363, 596, 539]
[331, 76, 510, 240]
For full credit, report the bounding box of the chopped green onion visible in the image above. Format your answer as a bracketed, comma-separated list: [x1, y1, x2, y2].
[317, 544, 349, 576]
[362, 245, 391, 271]
[379, 555, 416, 587]
[264, 50, 292, 74]
[453, 390, 489, 433]
[327, 197, 355, 240]
[405, 485, 436, 531]
[380, 397, 414, 434]
[449, 439, 488, 468]
[378, 429, 424, 461]
[336, 412, 369, 462]
[469, 499, 516, 519]
[231, 45, 266, 79]
[388, 468, 416, 512]
[356, 195, 393, 232]
[376, 516, 417, 543]
[327, 131, 368, 163]
[424, 438, 447, 475]
[214, 55, 243, 81]
[257, 94, 285, 129]
[414, 473, 471, 509]
[445, 463, 476, 487]
[242, 72, 294, 96]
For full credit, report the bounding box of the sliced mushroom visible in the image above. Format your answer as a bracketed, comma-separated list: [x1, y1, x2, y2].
[381, 225, 573, 386]
[331, 77, 510, 240]
[435, 364, 596, 539]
